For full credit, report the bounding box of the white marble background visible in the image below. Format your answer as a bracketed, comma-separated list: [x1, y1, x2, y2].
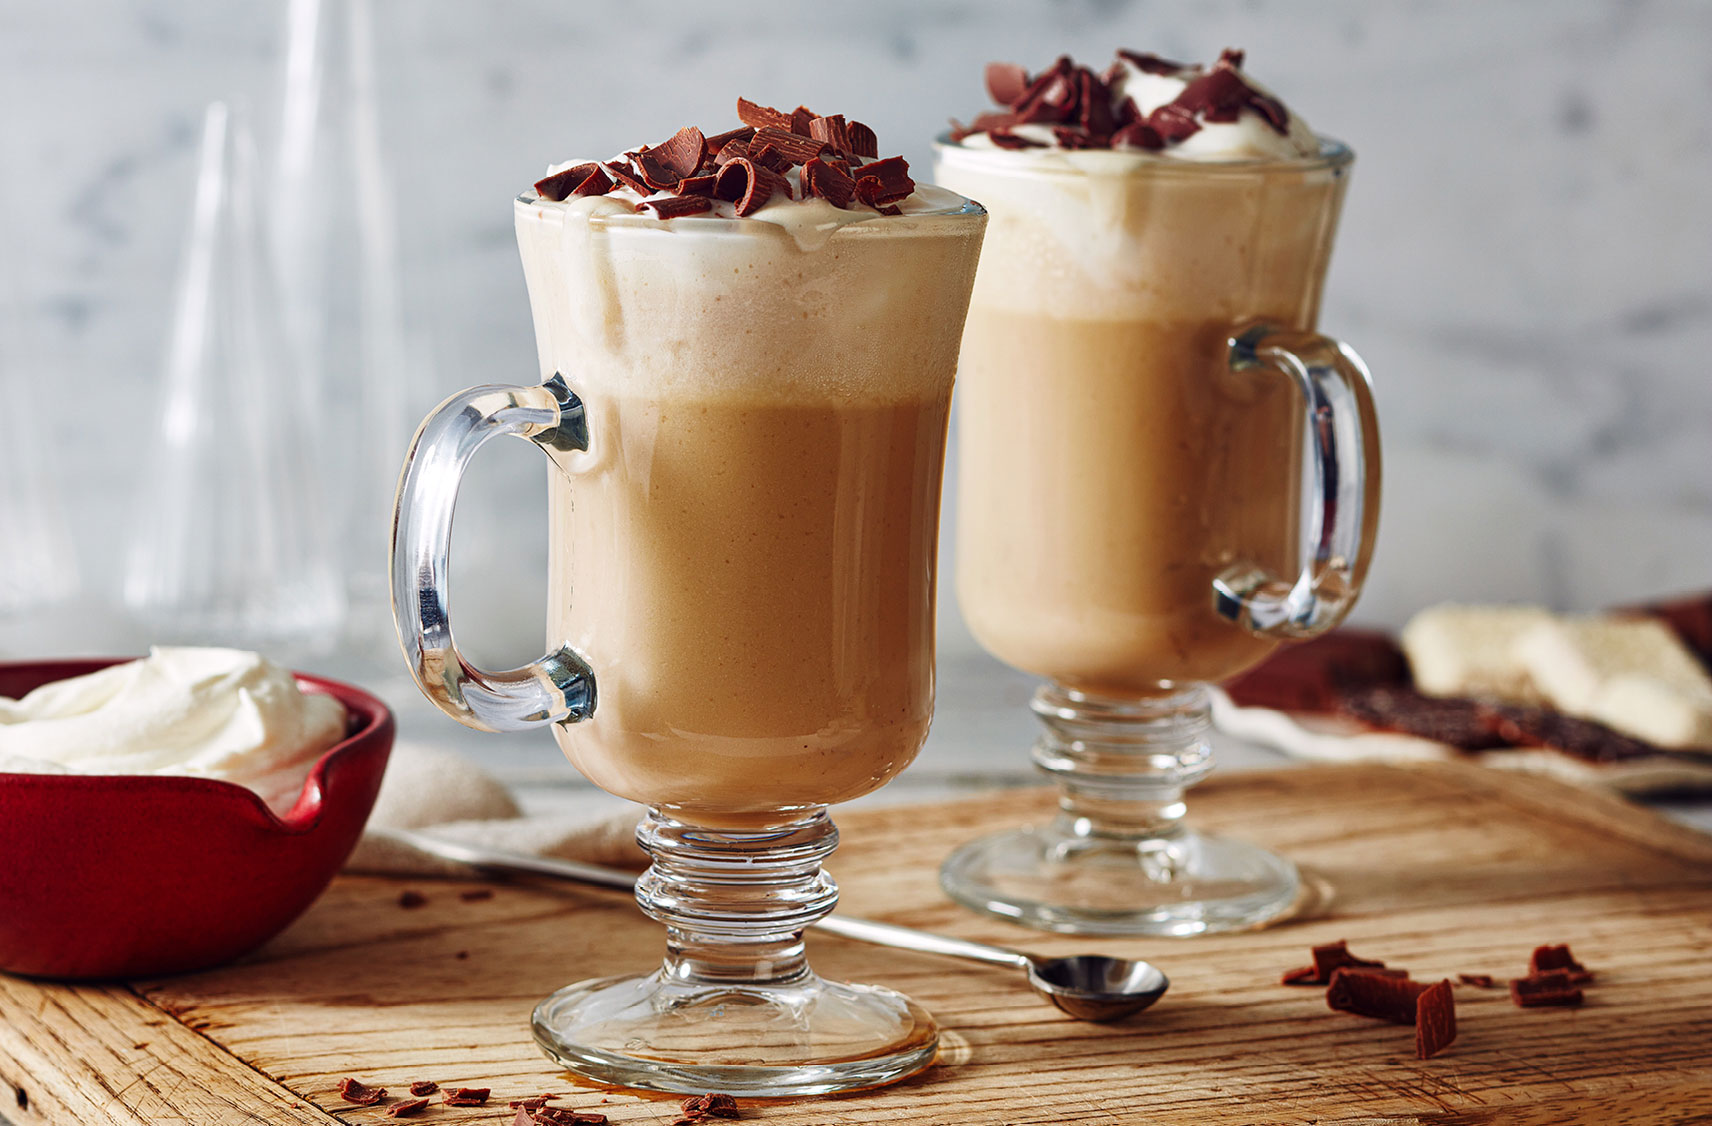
[2, 0, 1710, 798]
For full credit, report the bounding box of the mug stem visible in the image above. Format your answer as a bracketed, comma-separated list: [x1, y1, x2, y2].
[940, 681, 1301, 936]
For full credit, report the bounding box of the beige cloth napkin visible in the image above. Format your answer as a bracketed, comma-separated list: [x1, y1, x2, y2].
[344, 740, 648, 876]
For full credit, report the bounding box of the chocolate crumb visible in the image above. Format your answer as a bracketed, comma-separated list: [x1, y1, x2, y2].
[386, 1097, 430, 1118]
[442, 1087, 491, 1107]
[337, 1078, 387, 1106]
[397, 890, 427, 909]
[1511, 969, 1584, 1008]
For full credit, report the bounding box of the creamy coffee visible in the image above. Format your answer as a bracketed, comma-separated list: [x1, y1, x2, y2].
[514, 196, 983, 824]
[938, 134, 1349, 696]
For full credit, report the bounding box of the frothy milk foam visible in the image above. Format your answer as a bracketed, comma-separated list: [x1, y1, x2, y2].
[514, 195, 984, 824]
[936, 142, 1351, 694]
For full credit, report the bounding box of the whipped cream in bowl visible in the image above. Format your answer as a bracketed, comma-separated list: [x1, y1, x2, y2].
[0, 653, 394, 979]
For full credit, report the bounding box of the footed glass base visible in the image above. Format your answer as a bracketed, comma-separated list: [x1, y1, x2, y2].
[940, 822, 1300, 937]
[532, 968, 938, 1096]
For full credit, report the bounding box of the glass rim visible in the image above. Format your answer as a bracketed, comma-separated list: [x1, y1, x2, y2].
[932, 133, 1354, 177]
[513, 190, 987, 237]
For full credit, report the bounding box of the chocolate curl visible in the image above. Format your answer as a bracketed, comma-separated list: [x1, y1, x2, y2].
[1078, 68, 1116, 139]
[1415, 980, 1457, 1060]
[675, 173, 717, 197]
[713, 158, 790, 216]
[1149, 102, 1202, 143]
[338, 1079, 387, 1106]
[751, 126, 828, 165]
[808, 113, 852, 155]
[442, 1087, 491, 1107]
[985, 61, 1030, 106]
[639, 195, 714, 219]
[802, 158, 856, 207]
[748, 144, 793, 174]
[712, 137, 752, 166]
[987, 129, 1047, 150]
[1530, 944, 1594, 983]
[602, 160, 652, 196]
[790, 104, 817, 136]
[1326, 968, 1429, 1025]
[681, 1093, 741, 1119]
[386, 1099, 430, 1118]
[1510, 969, 1585, 1008]
[736, 97, 794, 132]
[1013, 55, 1076, 124]
[846, 120, 878, 158]
[1116, 49, 1189, 75]
[850, 155, 912, 206]
[533, 162, 603, 201]
[704, 126, 755, 155]
[634, 126, 707, 189]
[408, 1081, 439, 1097]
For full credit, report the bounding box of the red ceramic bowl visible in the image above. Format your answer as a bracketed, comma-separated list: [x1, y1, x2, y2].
[0, 658, 394, 980]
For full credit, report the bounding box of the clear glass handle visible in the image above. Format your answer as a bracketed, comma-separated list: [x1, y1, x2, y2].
[1213, 323, 1382, 639]
[390, 373, 596, 732]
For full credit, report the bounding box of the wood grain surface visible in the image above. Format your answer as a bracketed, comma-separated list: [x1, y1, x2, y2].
[3, 762, 1710, 1125]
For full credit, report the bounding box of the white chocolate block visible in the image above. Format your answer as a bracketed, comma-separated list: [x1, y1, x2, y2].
[1399, 604, 1555, 701]
[1515, 617, 1712, 750]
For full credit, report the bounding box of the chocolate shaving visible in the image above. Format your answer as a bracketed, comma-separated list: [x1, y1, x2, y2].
[533, 162, 602, 202]
[386, 1098, 430, 1118]
[1327, 968, 1429, 1026]
[808, 114, 852, 156]
[1110, 121, 1164, 151]
[680, 1092, 741, 1120]
[985, 62, 1031, 106]
[602, 161, 652, 197]
[847, 121, 879, 158]
[1456, 973, 1499, 989]
[408, 1081, 438, 1096]
[986, 129, 1047, 150]
[851, 155, 914, 206]
[1510, 969, 1584, 1008]
[802, 159, 856, 207]
[750, 126, 827, 166]
[652, 126, 707, 180]
[712, 138, 752, 166]
[747, 144, 793, 174]
[1078, 69, 1116, 139]
[1282, 939, 1395, 986]
[397, 890, 427, 909]
[1116, 49, 1189, 76]
[736, 97, 794, 132]
[525, 1111, 609, 1126]
[1529, 944, 1593, 983]
[1148, 102, 1202, 144]
[713, 158, 791, 216]
[639, 195, 714, 219]
[704, 126, 754, 155]
[675, 174, 718, 197]
[1414, 980, 1457, 1059]
[442, 1087, 491, 1107]
[338, 1078, 387, 1106]
[789, 105, 816, 136]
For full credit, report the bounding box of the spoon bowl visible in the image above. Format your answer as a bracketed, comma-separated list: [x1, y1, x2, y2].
[1026, 954, 1170, 1022]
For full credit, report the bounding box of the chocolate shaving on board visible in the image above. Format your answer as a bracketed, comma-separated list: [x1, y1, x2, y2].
[525, 1109, 607, 1126]
[639, 195, 714, 219]
[338, 1078, 387, 1106]
[1529, 943, 1594, 983]
[1510, 969, 1584, 1008]
[408, 1080, 439, 1096]
[1326, 968, 1429, 1026]
[386, 1098, 430, 1118]
[1282, 939, 1395, 986]
[442, 1087, 491, 1107]
[1414, 980, 1457, 1059]
[1457, 973, 1499, 989]
[680, 1092, 741, 1119]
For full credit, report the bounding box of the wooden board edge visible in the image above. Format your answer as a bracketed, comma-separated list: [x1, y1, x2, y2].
[0, 975, 341, 1126]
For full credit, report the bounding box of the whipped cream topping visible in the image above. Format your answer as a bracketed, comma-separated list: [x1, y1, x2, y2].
[0, 648, 347, 814]
[955, 49, 1320, 162]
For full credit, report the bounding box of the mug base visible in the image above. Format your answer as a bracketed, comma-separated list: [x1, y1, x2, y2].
[939, 824, 1301, 937]
[532, 968, 938, 1097]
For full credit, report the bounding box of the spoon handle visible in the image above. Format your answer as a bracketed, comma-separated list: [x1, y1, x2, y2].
[381, 828, 1033, 969]
[812, 913, 1032, 970]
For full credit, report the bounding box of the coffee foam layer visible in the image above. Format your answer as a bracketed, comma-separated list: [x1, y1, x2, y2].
[515, 196, 985, 403]
[934, 142, 1347, 322]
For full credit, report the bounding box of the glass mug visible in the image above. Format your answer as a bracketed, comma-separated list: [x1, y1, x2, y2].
[392, 190, 986, 1094]
[933, 137, 1380, 936]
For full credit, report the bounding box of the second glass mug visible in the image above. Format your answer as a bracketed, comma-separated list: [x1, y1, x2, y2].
[391, 191, 986, 1094]
[933, 137, 1381, 936]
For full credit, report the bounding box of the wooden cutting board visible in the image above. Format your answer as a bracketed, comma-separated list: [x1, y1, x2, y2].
[3, 762, 1711, 1126]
